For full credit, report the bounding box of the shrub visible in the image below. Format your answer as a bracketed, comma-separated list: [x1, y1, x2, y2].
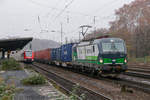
[21, 75, 46, 85]
[69, 84, 85, 100]
[24, 65, 31, 69]
[1, 58, 21, 71]
[0, 81, 16, 100]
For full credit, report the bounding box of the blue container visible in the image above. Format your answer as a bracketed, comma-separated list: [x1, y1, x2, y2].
[51, 48, 57, 61]
[56, 48, 61, 61]
[60, 43, 74, 62]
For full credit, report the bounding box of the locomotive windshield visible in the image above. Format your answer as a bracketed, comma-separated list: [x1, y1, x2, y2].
[25, 51, 32, 57]
[102, 42, 125, 53]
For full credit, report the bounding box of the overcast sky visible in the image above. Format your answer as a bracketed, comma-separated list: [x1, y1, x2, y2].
[0, 0, 134, 42]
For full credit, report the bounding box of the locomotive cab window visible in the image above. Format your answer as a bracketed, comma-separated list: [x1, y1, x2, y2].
[25, 51, 32, 57]
[102, 42, 125, 53]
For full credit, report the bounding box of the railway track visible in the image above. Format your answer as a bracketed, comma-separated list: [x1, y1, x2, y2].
[66, 67, 150, 94]
[92, 73, 150, 94]
[124, 71, 150, 79]
[110, 77, 150, 94]
[63, 65, 150, 94]
[128, 68, 150, 73]
[30, 63, 112, 100]
[124, 67, 150, 79]
[32, 63, 150, 94]
[128, 64, 150, 72]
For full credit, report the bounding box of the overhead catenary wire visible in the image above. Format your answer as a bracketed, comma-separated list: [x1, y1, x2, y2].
[28, 0, 114, 20]
[45, 0, 62, 18]
[28, 0, 78, 30]
[53, 0, 75, 21]
[49, 0, 70, 20]
[26, 0, 130, 42]
[30, 0, 115, 33]
[27, 0, 115, 21]
[45, 0, 63, 32]
[28, 0, 59, 10]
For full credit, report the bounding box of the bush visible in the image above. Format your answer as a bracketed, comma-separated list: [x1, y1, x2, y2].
[21, 75, 46, 85]
[69, 84, 85, 100]
[0, 80, 16, 100]
[1, 58, 21, 71]
[24, 65, 31, 69]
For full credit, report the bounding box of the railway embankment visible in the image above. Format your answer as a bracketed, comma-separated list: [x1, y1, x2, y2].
[0, 61, 68, 100]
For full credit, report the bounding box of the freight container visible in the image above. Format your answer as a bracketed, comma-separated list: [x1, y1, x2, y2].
[51, 48, 57, 61]
[34, 51, 40, 60]
[56, 48, 61, 61]
[60, 43, 74, 62]
[34, 48, 51, 63]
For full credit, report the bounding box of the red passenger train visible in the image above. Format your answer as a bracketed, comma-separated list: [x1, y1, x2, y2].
[22, 50, 34, 63]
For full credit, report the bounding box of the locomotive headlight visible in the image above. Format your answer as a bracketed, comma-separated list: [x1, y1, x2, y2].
[99, 59, 103, 63]
[124, 59, 127, 63]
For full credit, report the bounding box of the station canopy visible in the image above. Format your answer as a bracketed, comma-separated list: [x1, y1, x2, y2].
[0, 37, 33, 51]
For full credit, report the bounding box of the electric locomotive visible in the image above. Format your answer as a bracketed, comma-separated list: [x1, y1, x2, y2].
[22, 50, 34, 63]
[72, 38, 127, 76]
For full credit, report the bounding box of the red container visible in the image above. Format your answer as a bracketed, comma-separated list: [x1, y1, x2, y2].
[34, 48, 51, 61]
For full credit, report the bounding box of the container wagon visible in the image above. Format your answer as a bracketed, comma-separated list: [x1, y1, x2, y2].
[54, 43, 74, 66]
[34, 48, 51, 64]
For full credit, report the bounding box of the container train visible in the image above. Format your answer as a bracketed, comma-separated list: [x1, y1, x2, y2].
[34, 38, 127, 76]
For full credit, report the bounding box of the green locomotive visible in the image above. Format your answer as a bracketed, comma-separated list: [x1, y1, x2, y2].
[72, 38, 127, 76]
